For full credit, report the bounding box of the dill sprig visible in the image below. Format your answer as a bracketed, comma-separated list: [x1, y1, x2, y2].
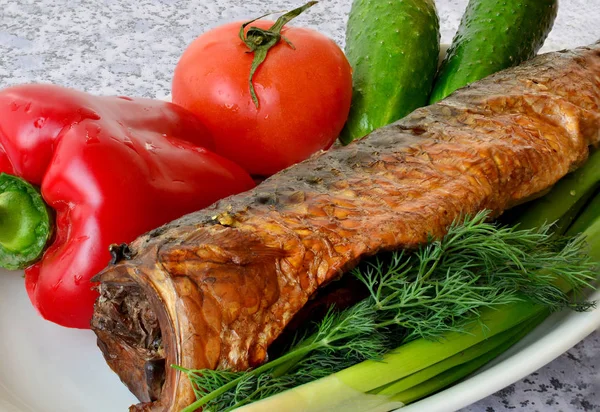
[177, 211, 596, 412]
[356, 212, 596, 342]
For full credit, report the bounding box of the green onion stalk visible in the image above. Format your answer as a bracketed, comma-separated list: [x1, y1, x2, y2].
[234, 302, 550, 411]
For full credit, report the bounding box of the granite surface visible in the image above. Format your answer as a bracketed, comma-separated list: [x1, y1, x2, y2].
[1, 0, 599, 411]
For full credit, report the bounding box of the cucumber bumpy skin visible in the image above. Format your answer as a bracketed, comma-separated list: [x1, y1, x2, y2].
[429, 0, 558, 104]
[340, 0, 440, 145]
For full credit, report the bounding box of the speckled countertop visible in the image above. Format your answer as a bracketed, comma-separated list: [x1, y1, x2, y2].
[1, 0, 599, 411]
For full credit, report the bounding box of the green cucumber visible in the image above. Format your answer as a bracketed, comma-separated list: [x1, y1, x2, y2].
[340, 0, 440, 145]
[429, 0, 558, 104]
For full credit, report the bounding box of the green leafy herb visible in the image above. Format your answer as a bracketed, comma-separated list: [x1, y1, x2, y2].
[177, 211, 596, 412]
[355, 212, 595, 343]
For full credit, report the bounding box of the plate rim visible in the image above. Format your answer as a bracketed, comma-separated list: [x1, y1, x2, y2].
[397, 289, 600, 412]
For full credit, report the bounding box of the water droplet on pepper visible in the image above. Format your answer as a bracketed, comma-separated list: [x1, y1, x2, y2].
[34, 118, 46, 128]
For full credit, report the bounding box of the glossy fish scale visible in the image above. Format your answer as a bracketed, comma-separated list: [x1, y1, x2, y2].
[92, 43, 600, 412]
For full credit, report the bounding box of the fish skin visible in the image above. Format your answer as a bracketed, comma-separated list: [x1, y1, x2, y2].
[92, 42, 600, 411]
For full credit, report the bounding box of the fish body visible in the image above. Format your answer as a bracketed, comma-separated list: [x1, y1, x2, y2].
[92, 43, 600, 411]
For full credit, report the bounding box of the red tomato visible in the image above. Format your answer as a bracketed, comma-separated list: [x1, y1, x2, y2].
[172, 20, 353, 176]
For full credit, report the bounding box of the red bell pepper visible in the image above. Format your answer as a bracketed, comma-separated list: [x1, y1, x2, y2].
[0, 84, 255, 329]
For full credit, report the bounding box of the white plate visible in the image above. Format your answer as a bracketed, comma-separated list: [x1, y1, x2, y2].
[1, 266, 599, 412]
[0, 270, 137, 412]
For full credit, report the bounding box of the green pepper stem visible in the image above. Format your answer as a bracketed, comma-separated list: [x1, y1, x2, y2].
[0, 174, 51, 270]
[239, 1, 318, 108]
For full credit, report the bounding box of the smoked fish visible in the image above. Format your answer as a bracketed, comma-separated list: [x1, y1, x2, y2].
[91, 42, 600, 411]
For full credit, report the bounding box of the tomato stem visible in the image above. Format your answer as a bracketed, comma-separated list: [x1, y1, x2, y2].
[239, 1, 318, 108]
